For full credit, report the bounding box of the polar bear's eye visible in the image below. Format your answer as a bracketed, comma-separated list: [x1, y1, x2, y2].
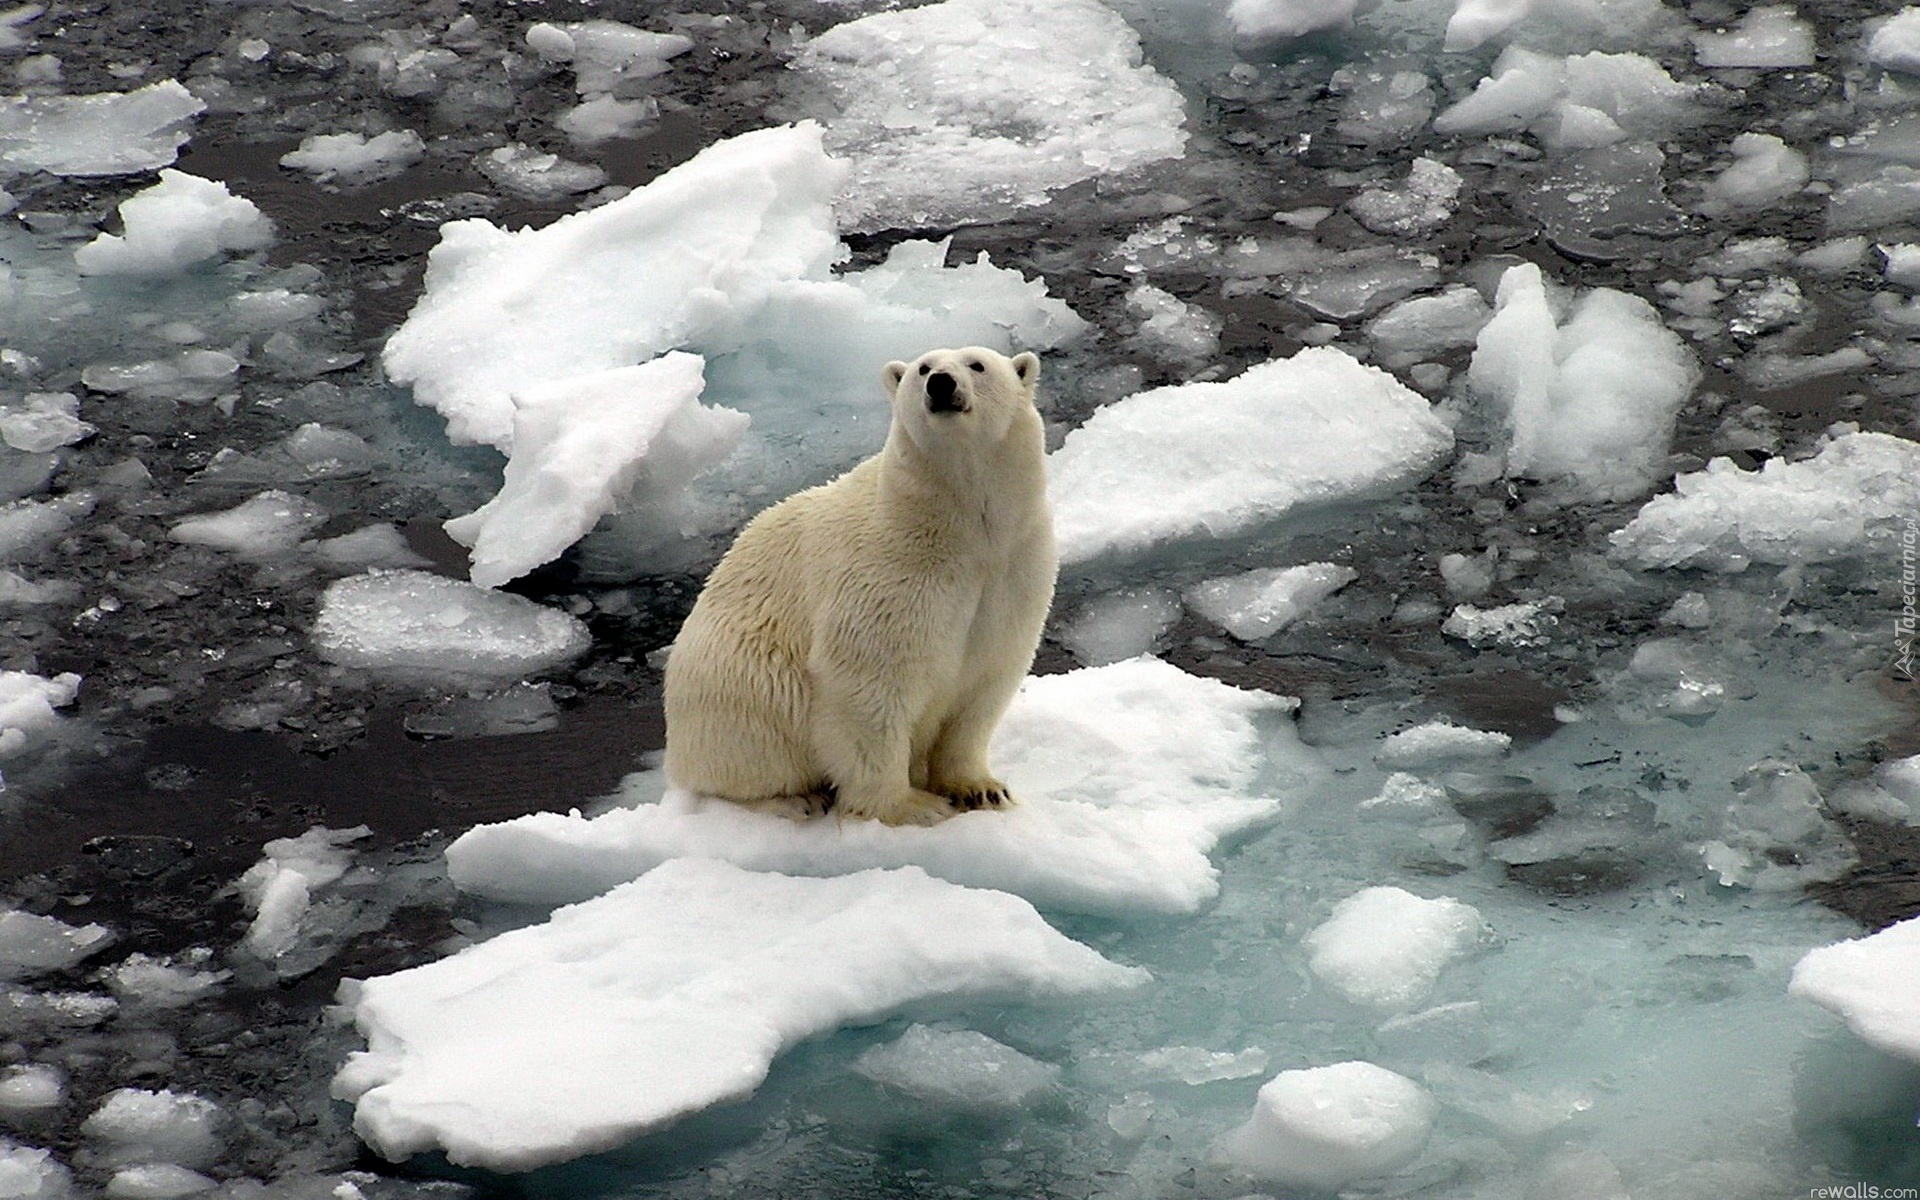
[918, 363, 930, 376]
[968, 361, 985, 372]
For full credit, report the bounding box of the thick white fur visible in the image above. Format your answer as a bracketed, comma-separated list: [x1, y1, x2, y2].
[663, 347, 1056, 825]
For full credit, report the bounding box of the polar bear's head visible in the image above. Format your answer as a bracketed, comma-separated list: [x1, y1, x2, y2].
[882, 346, 1040, 450]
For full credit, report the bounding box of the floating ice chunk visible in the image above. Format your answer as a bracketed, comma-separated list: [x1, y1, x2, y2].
[1470, 262, 1696, 501]
[101, 952, 229, 1009]
[1360, 772, 1450, 812]
[1433, 47, 1566, 136]
[1227, 0, 1358, 41]
[556, 95, 658, 145]
[1791, 915, 1920, 1063]
[1349, 157, 1462, 237]
[0, 393, 90, 453]
[474, 144, 607, 199]
[1829, 165, 1920, 231]
[0, 79, 202, 176]
[0, 670, 78, 759]
[1435, 48, 1701, 150]
[447, 657, 1307, 916]
[1049, 348, 1452, 565]
[1738, 345, 1872, 390]
[1304, 887, 1488, 1011]
[853, 1025, 1060, 1109]
[1375, 721, 1511, 770]
[311, 570, 591, 682]
[1331, 65, 1435, 145]
[279, 130, 425, 187]
[1692, 5, 1814, 69]
[235, 826, 369, 963]
[347, 32, 458, 100]
[0, 1141, 70, 1199]
[1698, 133, 1808, 215]
[193, 425, 374, 487]
[0, 910, 110, 980]
[1059, 590, 1179, 666]
[1611, 432, 1920, 572]
[0, 4, 43, 52]
[0, 494, 90, 561]
[442, 353, 749, 588]
[403, 684, 559, 740]
[104, 1163, 216, 1198]
[334, 858, 1145, 1171]
[791, 0, 1187, 232]
[1444, 0, 1534, 51]
[1442, 597, 1562, 648]
[0, 1064, 61, 1112]
[524, 20, 691, 96]
[1290, 251, 1439, 321]
[80, 349, 239, 403]
[75, 171, 272, 276]
[310, 525, 432, 573]
[1185, 563, 1356, 641]
[79, 1089, 221, 1171]
[1217, 1062, 1438, 1188]
[1701, 761, 1854, 891]
[1125, 284, 1220, 363]
[1869, 9, 1920, 74]
[168, 490, 326, 559]
[1366, 286, 1492, 367]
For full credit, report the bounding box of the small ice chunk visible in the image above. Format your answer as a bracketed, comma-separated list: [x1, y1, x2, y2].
[79, 1089, 221, 1171]
[168, 490, 326, 559]
[1443, 0, 1534, 51]
[1375, 721, 1511, 770]
[1698, 133, 1808, 215]
[0, 669, 79, 759]
[1701, 760, 1854, 891]
[101, 952, 229, 1009]
[1217, 1061, 1438, 1188]
[1226, 0, 1358, 41]
[524, 20, 691, 96]
[333, 859, 1145, 1171]
[853, 1024, 1059, 1109]
[0, 393, 91, 453]
[279, 130, 425, 187]
[1135, 1045, 1271, 1084]
[443, 353, 748, 589]
[1366, 286, 1492, 366]
[403, 683, 559, 740]
[1360, 772, 1450, 812]
[1060, 590, 1179, 666]
[556, 95, 658, 145]
[1348, 157, 1463, 237]
[1442, 597, 1562, 648]
[74, 171, 271, 276]
[1798, 236, 1868, 273]
[1829, 165, 1920, 231]
[0, 1064, 61, 1112]
[1304, 887, 1488, 1011]
[0, 79, 203, 176]
[80, 349, 239, 402]
[0, 910, 111, 980]
[235, 826, 369, 963]
[1434, 48, 1701, 150]
[1611, 432, 1920, 572]
[0, 4, 44, 52]
[1791, 914, 1920, 1063]
[0, 494, 91, 561]
[474, 144, 607, 199]
[1869, 9, 1920, 74]
[1124, 284, 1221, 363]
[791, 0, 1187, 232]
[1434, 46, 1565, 136]
[1049, 348, 1452, 564]
[1470, 262, 1697, 501]
[104, 1163, 217, 1198]
[311, 569, 591, 682]
[1331, 66, 1435, 145]
[0, 1140, 71, 1199]
[1185, 563, 1356, 641]
[310, 525, 432, 573]
[1693, 5, 1816, 69]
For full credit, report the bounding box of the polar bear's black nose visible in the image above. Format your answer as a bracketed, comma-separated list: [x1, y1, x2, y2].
[924, 370, 964, 413]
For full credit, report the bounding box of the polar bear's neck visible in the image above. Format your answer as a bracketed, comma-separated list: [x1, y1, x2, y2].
[879, 410, 1050, 547]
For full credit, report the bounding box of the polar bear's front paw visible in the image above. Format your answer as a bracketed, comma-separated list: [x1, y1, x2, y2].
[941, 780, 1012, 812]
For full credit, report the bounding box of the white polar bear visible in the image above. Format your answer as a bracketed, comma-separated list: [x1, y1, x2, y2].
[664, 346, 1055, 825]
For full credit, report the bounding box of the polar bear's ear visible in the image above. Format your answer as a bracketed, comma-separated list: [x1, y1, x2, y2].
[883, 361, 908, 395]
[1012, 351, 1040, 387]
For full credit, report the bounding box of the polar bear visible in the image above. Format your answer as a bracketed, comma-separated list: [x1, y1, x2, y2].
[663, 346, 1055, 825]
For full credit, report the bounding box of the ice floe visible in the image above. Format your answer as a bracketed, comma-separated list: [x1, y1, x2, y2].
[0, 909, 111, 981]
[333, 857, 1145, 1171]
[1304, 887, 1488, 1011]
[1185, 563, 1357, 641]
[1216, 1061, 1437, 1189]
[278, 130, 425, 187]
[447, 657, 1309, 915]
[168, 490, 326, 559]
[1692, 5, 1815, 69]
[1791, 916, 1920, 1063]
[1048, 348, 1452, 565]
[74, 170, 273, 277]
[0, 79, 203, 176]
[310, 570, 591, 682]
[1869, 8, 1920, 74]
[234, 825, 370, 963]
[1433, 48, 1702, 151]
[852, 1025, 1060, 1110]
[0, 668, 78, 760]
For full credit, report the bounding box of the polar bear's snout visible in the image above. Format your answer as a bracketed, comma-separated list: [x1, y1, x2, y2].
[924, 369, 968, 413]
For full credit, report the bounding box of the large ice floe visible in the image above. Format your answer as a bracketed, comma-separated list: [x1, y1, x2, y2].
[1048, 348, 1452, 565]
[786, 0, 1187, 232]
[447, 657, 1312, 915]
[383, 121, 1085, 583]
[333, 857, 1146, 1171]
[1792, 916, 1920, 1064]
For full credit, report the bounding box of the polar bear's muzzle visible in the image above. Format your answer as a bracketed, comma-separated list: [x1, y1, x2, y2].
[924, 370, 969, 414]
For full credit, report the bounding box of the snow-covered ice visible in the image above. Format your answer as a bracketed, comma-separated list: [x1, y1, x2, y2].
[0, 80, 203, 176]
[278, 130, 425, 187]
[1216, 1061, 1437, 1189]
[1869, 8, 1920, 74]
[524, 19, 690, 96]
[789, 0, 1187, 232]
[1791, 916, 1920, 1063]
[309, 570, 590, 682]
[0, 909, 110, 980]
[80, 1089, 222, 1171]
[446, 657, 1310, 915]
[1049, 348, 1452, 565]
[0, 669, 78, 760]
[234, 826, 369, 963]
[0, 1140, 71, 1199]
[1303, 887, 1488, 1011]
[0, 1064, 61, 1113]
[1697, 133, 1809, 216]
[333, 858, 1145, 1171]
[1611, 431, 1920, 572]
[1691, 6, 1815, 69]
[0, 392, 92, 453]
[852, 1025, 1060, 1109]
[1185, 563, 1356, 641]
[1433, 48, 1702, 151]
[74, 171, 273, 277]
[1348, 157, 1463, 237]
[1375, 720, 1512, 769]
[1226, 0, 1358, 42]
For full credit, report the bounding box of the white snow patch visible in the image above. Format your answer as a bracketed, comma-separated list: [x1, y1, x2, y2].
[279, 131, 425, 187]
[1692, 5, 1816, 69]
[0, 79, 203, 176]
[75, 171, 271, 276]
[1611, 432, 1920, 572]
[446, 657, 1309, 916]
[1185, 563, 1356, 641]
[1792, 916, 1920, 1063]
[790, 0, 1187, 232]
[1304, 887, 1488, 1012]
[852, 1025, 1060, 1109]
[1217, 1061, 1438, 1188]
[1469, 262, 1697, 501]
[310, 570, 591, 682]
[333, 858, 1145, 1171]
[0, 669, 79, 759]
[1049, 347, 1451, 565]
